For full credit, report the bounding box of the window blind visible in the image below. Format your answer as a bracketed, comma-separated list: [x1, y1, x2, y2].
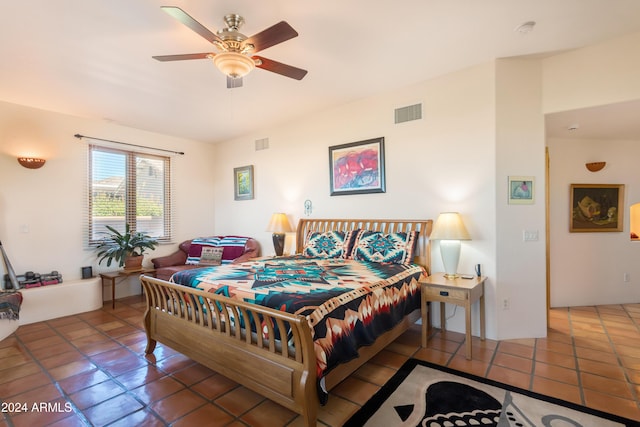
[88, 145, 172, 245]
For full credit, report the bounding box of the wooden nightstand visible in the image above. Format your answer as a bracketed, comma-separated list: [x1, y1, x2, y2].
[420, 272, 487, 360]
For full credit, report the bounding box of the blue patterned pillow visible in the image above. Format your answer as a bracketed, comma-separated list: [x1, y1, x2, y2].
[303, 230, 356, 259]
[350, 230, 419, 265]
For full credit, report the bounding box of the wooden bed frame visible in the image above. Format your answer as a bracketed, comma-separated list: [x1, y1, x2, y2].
[140, 218, 432, 426]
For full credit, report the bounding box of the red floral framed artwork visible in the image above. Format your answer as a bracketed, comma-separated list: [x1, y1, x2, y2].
[328, 137, 386, 196]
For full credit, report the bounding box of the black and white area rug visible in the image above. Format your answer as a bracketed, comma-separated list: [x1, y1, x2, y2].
[344, 359, 638, 427]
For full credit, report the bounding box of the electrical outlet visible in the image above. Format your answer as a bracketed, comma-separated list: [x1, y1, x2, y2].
[502, 298, 510, 310]
[624, 273, 630, 283]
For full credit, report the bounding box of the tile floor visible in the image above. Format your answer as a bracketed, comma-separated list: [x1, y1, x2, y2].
[1, 297, 640, 426]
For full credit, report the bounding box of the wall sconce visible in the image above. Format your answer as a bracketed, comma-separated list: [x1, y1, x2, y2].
[585, 162, 606, 172]
[430, 212, 471, 279]
[17, 157, 46, 169]
[266, 213, 292, 256]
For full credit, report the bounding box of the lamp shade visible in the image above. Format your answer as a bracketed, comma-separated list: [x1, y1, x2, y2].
[266, 213, 292, 233]
[431, 212, 470, 278]
[430, 212, 471, 241]
[213, 52, 255, 78]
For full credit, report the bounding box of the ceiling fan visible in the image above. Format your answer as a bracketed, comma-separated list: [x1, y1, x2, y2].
[153, 6, 308, 88]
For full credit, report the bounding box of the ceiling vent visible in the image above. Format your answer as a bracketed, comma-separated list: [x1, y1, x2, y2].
[394, 103, 422, 124]
[255, 138, 269, 151]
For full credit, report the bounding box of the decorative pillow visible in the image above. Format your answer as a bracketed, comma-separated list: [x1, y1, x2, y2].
[217, 236, 249, 260]
[349, 230, 419, 265]
[186, 236, 249, 265]
[303, 230, 357, 259]
[186, 237, 221, 265]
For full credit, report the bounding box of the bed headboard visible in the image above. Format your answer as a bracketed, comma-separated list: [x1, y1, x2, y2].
[295, 218, 432, 274]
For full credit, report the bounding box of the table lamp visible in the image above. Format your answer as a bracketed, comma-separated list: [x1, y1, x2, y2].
[266, 213, 292, 256]
[430, 212, 471, 278]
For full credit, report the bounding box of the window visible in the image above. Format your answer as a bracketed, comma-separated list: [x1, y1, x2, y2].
[88, 145, 171, 244]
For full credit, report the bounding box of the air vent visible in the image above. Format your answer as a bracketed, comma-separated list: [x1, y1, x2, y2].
[394, 103, 422, 124]
[255, 138, 269, 151]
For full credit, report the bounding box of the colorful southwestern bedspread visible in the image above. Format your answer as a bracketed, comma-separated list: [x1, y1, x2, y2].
[170, 255, 425, 383]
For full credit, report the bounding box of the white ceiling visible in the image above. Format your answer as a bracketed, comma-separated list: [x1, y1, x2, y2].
[2, 0, 640, 144]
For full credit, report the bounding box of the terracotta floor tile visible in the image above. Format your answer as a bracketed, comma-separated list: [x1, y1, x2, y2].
[215, 386, 265, 416]
[70, 379, 126, 409]
[533, 361, 579, 385]
[241, 399, 298, 427]
[83, 393, 145, 426]
[580, 372, 635, 399]
[578, 357, 627, 381]
[150, 388, 207, 423]
[0, 371, 52, 398]
[170, 362, 215, 386]
[132, 375, 185, 404]
[57, 369, 110, 394]
[172, 403, 235, 427]
[353, 362, 396, 386]
[102, 409, 165, 427]
[583, 388, 640, 421]
[2, 296, 640, 426]
[39, 350, 87, 369]
[534, 348, 576, 369]
[48, 359, 97, 381]
[531, 376, 582, 405]
[535, 338, 575, 355]
[317, 394, 359, 426]
[190, 373, 239, 400]
[447, 354, 490, 378]
[498, 341, 535, 358]
[0, 362, 42, 384]
[115, 365, 165, 389]
[486, 365, 531, 390]
[370, 348, 409, 369]
[331, 377, 380, 405]
[493, 352, 533, 374]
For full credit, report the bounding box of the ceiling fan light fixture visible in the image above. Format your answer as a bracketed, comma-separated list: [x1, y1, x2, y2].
[213, 51, 255, 78]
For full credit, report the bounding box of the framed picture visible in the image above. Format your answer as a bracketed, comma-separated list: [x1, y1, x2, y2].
[570, 184, 624, 232]
[329, 137, 386, 196]
[233, 165, 254, 200]
[508, 176, 535, 205]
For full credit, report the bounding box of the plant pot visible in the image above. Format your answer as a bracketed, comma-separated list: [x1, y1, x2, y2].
[123, 255, 144, 271]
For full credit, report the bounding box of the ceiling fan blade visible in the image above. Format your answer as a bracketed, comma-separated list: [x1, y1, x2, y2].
[152, 53, 212, 62]
[254, 56, 307, 80]
[161, 6, 223, 45]
[227, 76, 243, 89]
[245, 21, 298, 53]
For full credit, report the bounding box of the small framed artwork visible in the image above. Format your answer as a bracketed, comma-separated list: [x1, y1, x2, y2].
[570, 183, 624, 232]
[508, 176, 535, 205]
[233, 165, 254, 201]
[329, 137, 386, 196]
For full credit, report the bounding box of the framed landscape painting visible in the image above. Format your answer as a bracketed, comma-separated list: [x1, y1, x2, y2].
[570, 183, 624, 232]
[234, 165, 254, 200]
[329, 137, 386, 196]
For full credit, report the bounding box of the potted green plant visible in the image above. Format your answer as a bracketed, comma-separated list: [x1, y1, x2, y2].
[95, 224, 158, 270]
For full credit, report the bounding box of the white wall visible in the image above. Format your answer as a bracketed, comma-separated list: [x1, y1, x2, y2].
[543, 31, 640, 113]
[212, 63, 507, 339]
[543, 31, 640, 308]
[548, 138, 640, 306]
[495, 59, 547, 338]
[0, 101, 216, 299]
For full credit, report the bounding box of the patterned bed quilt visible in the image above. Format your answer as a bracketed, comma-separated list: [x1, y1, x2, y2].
[170, 255, 425, 382]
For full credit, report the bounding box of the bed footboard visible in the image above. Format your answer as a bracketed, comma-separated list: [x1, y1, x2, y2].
[140, 275, 318, 426]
